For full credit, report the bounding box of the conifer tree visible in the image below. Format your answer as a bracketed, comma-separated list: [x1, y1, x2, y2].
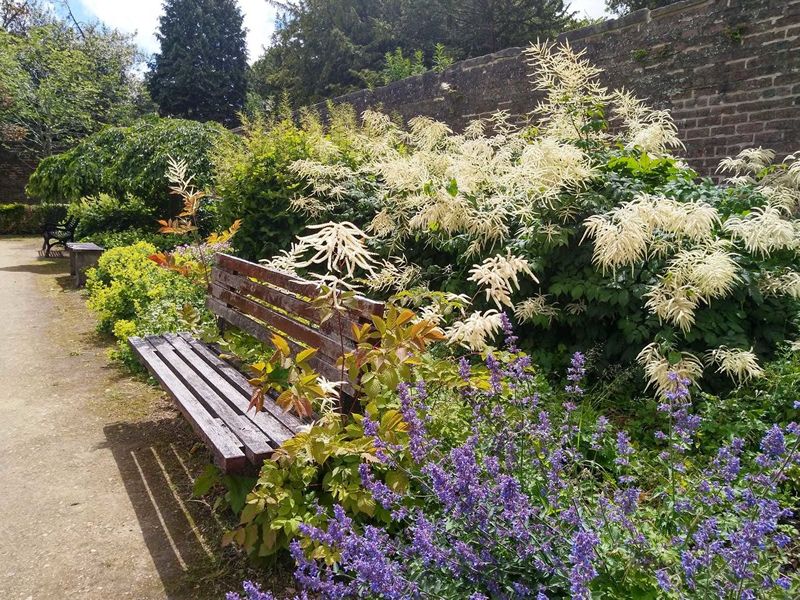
[148, 0, 247, 124]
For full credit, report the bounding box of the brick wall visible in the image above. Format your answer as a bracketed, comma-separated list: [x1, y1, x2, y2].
[0, 150, 35, 204]
[314, 0, 800, 176]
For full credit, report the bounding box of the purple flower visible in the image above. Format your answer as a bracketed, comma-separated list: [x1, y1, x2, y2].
[398, 382, 434, 463]
[569, 530, 599, 599]
[655, 568, 671, 592]
[226, 581, 282, 600]
[760, 425, 786, 458]
[615, 431, 634, 467]
[565, 351, 586, 395]
[500, 311, 520, 353]
[359, 463, 402, 512]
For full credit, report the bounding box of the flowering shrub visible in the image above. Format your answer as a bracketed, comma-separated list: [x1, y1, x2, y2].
[229, 326, 800, 598]
[255, 42, 800, 391]
[223, 304, 471, 559]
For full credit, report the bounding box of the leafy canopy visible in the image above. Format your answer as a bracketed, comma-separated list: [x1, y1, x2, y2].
[251, 0, 574, 106]
[0, 13, 149, 159]
[27, 117, 229, 214]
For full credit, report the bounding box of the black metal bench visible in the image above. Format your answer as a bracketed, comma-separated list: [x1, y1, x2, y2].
[41, 215, 78, 257]
[129, 253, 384, 474]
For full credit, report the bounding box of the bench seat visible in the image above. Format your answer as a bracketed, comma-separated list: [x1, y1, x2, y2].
[129, 332, 306, 474]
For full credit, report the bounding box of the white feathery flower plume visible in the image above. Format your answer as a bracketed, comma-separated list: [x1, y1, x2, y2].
[515, 294, 559, 324]
[444, 310, 504, 352]
[717, 148, 776, 177]
[705, 346, 764, 383]
[613, 89, 683, 155]
[723, 206, 798, 256]
[293, 221, 378, 278]
[637, 343, 704, 396]
[759, 270, 800, 299]
[468, 254, 538, 308]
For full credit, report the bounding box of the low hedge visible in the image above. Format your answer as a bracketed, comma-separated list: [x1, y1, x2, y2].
[0, 203, 69, 235]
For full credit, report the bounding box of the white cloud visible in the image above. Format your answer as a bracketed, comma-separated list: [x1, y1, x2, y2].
[76, 0, 277, 62]
[240, 0, 277, 60]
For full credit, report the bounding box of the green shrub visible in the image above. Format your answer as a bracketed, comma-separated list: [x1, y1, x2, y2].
[68, 193, 155, 238]
[85, 241, 213, 367]
[0, 203, 36, 234]
[257, 45, 800, 394]
[84, 227, 191, 251]
[0, 202, 69, 234]
[27, 117, 231, 216]
[213, 112, 342, 261]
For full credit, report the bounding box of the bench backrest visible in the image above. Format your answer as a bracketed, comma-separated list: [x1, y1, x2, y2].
[208, 253, 384, 384]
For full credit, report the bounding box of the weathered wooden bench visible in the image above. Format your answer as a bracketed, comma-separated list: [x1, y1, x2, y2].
[67, 242, 104, 286]
[41, 215, 78, 257]
[129, 253, 384, 474]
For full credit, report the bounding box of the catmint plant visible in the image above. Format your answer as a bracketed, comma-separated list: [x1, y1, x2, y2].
[230, 325, 799, 599]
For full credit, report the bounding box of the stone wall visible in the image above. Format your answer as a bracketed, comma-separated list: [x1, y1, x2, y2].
[0, 150, 36, 204]
[314, 0, 800, 176]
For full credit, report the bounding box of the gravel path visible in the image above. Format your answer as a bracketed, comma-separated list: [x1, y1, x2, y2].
[0, 237, 231, 600]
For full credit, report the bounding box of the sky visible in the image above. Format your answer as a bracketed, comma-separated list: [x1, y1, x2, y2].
[71, 0, 611, 63]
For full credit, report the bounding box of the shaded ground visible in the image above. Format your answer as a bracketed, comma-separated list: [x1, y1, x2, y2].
[0, 237, 255, 599]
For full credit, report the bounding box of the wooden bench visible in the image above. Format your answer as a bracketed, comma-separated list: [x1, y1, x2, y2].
[41, 215, 78, 257]
[129, 253, 384, 474]
[67, 242, 104, 286]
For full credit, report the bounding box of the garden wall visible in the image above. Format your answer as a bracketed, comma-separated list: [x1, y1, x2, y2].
[315, 0, 800, 176]
[0, 150, 36, 203]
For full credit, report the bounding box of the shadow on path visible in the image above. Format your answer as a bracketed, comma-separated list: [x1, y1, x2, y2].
[0, 258, 68, 275]
[102, 418, 229, 599]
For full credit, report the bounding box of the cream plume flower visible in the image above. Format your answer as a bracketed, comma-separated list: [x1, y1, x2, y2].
[613, 89, 683, 155]
[705, 346, 764, 383]
[723, 206, 798, 256]
[637, 343, 703, 396]
[293, 221, 378, 278]
[515, 295, 559, 325]
[468, 254, 538, 308]
[444, 310, 504, 351]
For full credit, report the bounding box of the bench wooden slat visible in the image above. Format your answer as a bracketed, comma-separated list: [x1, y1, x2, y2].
[128, 336, 247, 473]
[179, 333, 342, 424]
[211, 268, 363, 342]
[147, 336, 275, 464]
[215, 253, 385, 316]
[162, 334, 296, 445]
[210, 284, 349, 363]
[176, 332, 307, 432]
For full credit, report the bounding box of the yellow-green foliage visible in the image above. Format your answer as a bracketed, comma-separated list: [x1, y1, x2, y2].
[86, 241, 162, 332]
[85, 241, 213, 366]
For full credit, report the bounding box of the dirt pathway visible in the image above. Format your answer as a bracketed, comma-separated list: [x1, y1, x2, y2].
[0, 237, 237, 600]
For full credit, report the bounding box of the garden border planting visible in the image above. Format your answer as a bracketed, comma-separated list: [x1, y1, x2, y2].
[129, 253, 384, 473]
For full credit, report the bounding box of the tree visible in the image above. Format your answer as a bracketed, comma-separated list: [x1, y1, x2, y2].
[605, 0, 674, 16]
[1, 0, 36, 33]
[0, 17, 150, 159]
[446, 0, 572, 56]
[148, 0, 247, 125]
[250, 0, 574, 107]
[252, 0, 401, 104]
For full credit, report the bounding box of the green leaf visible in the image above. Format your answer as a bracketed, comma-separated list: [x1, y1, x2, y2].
[192, 464, 221, 497]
